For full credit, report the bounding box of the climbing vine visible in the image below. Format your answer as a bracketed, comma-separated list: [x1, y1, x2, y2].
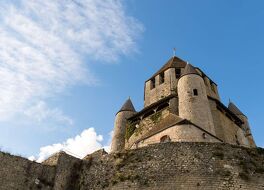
[125, 121, 136, 140]
[150, 111, 162, 124]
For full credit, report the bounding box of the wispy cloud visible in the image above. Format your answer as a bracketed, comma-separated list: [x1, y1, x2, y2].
[24, 101, 73, 126]
[30, 127, 110, 162]
[0, 0, 143, 122]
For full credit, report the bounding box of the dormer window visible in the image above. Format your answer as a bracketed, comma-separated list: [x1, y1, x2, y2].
[175, 68, 181, 79]
[150, 78, 155, 89]
[159, 72, 165, 84]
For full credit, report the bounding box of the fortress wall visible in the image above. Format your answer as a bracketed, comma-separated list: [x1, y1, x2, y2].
[53, 152, 83, 190]
[215, 107, 249, 147]
[135, 124, 220, 148]
[0, 151, 55, 190]
[209, 100, 226, 140]
[203, 76, 220, 100]
[209, 99, 250, 147]
[126, 108, 170, 149]
[77, 142, 264, 190]
[0, 142, 263, 189]
[144, 68, 177, 107]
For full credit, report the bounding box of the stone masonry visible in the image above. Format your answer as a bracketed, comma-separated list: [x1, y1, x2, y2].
[1, 142, 264, 189]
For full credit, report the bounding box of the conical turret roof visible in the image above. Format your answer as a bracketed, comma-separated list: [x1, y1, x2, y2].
[117, 98, 136, 113]
[180, 63, 200, 77]
[228, 102, 245, 116]
[147, 56, 187, 80]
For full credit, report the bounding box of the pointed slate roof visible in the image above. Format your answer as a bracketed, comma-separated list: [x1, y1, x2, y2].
[147, 56, 187, 81]
[180, 63, 200, 77]
[228, 102, 245, 116]
[117, 98, 136, 114]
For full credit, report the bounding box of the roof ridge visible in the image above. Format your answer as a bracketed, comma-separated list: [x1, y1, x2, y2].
[147, 56, 187, 81]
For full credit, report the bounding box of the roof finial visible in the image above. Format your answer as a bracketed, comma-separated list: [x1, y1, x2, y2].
[229, 98, 231, 104]
[173, 48, 176, 57]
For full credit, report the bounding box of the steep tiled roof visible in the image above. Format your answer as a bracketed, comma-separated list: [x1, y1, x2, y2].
[147, 56, 187, 81]
[180, 63, 200, 77]
[117, 98, 136, 114]
[228, 102, 245, 116]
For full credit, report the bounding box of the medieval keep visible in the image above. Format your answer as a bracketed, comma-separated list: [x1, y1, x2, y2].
[111, 55, 256, 152]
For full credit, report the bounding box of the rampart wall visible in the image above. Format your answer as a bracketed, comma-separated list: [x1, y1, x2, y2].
[0, 142, 264, 190]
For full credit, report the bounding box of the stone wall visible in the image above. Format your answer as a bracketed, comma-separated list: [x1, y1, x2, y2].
[112, 110, 135, 152]
[144, 68, 179, 107]
[135, 124, 220, 148]
[209, 99, 250, 147]
[0, 142, 264, 189]
[178, 74, 216, 135]
[78, 142, 264, 189]
[0, 151, 55, 190]
[125, 108, 170, 149]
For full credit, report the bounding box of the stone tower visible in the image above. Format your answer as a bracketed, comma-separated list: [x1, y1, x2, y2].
[111, 55, 256, 151]
[178, 64, 216, 135]
[111, 98, 136, 152]
[144, 56, 186, 107]
[228, 102, 256, 147]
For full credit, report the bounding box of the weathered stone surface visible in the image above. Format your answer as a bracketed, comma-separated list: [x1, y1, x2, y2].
[115, 56, 255, 150]
[79, 142, 264, 190]
[0, 151, 55, 190]
[178, 74, 216, 136]
[1, 142, 263, 189]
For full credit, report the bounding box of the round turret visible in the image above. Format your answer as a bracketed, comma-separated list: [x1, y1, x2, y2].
[177, 64, 216, 135]
[111, 98, 136, 152]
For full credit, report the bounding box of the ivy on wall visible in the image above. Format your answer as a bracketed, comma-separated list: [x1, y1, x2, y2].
[150, 111, 162, 124]
[125, 121, 136, 140]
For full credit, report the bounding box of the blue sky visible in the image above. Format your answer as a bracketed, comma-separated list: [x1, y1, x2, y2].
[0, 0, 263, 161]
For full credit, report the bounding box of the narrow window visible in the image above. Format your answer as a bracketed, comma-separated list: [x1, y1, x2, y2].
[202, 133, 206, 139]
[159, 72, 165, 84]
[160, 135, 171, 143]
[193, 89, 198, 96]
[175, 68, 181, 79]
[150, 78, 155, 89]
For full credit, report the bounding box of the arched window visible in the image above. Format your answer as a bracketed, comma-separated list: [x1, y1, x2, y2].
[160, 135, 171, 143]
[193, 89, 198, 96]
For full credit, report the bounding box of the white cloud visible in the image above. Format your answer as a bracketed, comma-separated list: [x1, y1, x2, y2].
[32, 128, 109, 162]
[24, 101, 73, 126]
[0, 0, 143, 121]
